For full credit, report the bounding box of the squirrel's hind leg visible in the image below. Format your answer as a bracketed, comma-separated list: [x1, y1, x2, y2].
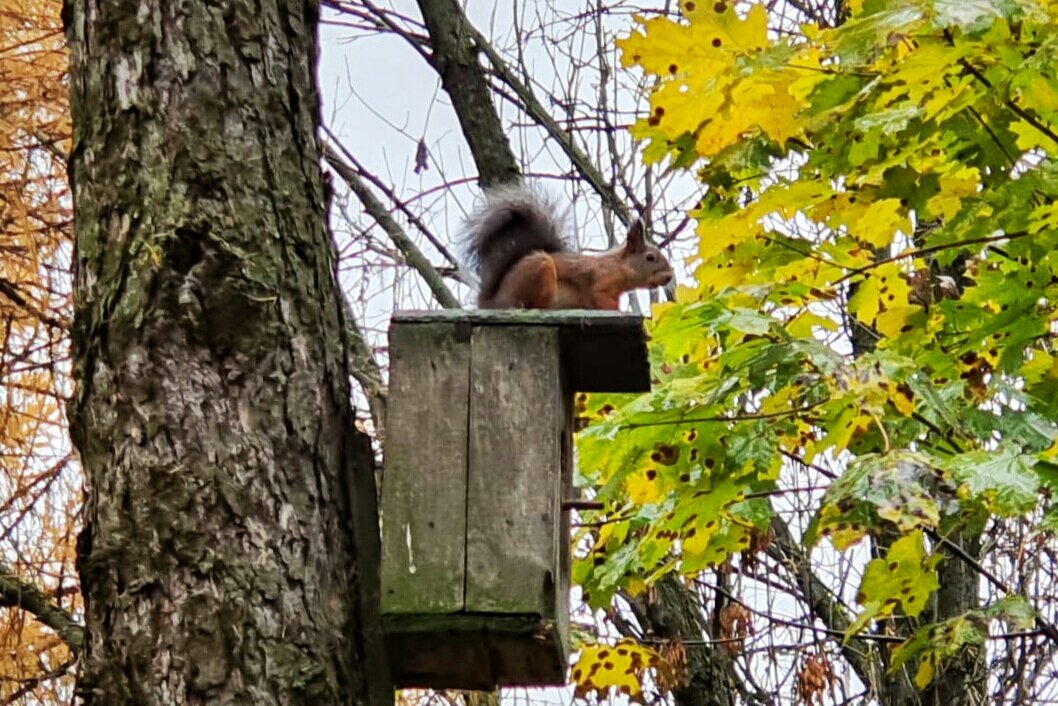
[493, 252, 557, 309]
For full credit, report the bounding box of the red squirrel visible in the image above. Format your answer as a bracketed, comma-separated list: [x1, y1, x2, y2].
[464, 184, 674, 310]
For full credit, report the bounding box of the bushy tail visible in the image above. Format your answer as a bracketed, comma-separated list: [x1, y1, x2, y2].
[463, 183, 568, 305]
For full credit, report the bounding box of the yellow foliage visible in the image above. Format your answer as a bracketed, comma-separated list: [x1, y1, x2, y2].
[0, 0, 81, 701]
[856, 199, 911, 248]
[620, 3, 809, 158]
[1012, 118, 1058, 153]
[572, 638, 678, 700]
[847, 262, 916, 331]
[0, 608, 75, 702]
[925, 168, 981, 221]
[626, 462, 669, 505]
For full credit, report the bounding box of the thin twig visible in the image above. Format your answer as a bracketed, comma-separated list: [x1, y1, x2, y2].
[928, 530, 1058, 647]
[323, 144, 460, 309]
[0, 658, 77, 706]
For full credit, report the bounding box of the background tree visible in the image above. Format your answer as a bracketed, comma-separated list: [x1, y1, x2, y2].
[577, 4, 1058, 706]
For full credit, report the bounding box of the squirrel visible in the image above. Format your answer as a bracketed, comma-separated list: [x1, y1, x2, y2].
[463, 184, 674, 310]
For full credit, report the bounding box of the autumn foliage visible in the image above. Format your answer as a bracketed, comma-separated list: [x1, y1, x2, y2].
[0, 0, 78, 699]
[574, 0, 1058, 701]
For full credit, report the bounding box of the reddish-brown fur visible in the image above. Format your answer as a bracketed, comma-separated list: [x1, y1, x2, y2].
[488, 221, 674, 310]
[465, 184, 674, 310]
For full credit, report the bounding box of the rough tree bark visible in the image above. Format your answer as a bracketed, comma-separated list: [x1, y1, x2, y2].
[924, 532, 985, 706]
[64, 0, 388, 703]
[850, 241, 983, 706]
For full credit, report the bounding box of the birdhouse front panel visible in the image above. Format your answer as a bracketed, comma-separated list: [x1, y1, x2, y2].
[379, 310, 650, 690]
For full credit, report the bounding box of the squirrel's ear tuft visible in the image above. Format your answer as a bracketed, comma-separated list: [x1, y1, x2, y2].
[624, 219, 646, 253]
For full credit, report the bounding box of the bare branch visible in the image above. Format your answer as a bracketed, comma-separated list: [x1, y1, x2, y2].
[414, 0, 521, 187]
[0, 657, 77, 706]
[0, 562, 83, 653]
[325, 127, 468, 281]
[767, 517, 879, 689]
[467, 19, 634, 227]
[323, 144, 461, 309]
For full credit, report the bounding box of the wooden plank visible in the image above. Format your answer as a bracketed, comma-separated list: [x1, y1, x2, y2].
[392, 308, 644, 328]
[383, 614, 495, 690]
[381, 322, 470, 615]
[553, 391, 573, 659]
[465, 326, 563, 617]
[384, 613, 566, 688]
[392, 310, 650, 392]
[560, 326, 649, 393]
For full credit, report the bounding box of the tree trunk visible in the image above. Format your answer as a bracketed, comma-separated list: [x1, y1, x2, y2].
[880, 530, 985, 706]
[925, 531, 985, 705]
[64, 0, 388, 703]
[628, 578, 738, 706]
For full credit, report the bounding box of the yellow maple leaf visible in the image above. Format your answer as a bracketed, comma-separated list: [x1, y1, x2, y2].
[1017, 75, 1058, 114]
[626, 463, 668, 505]
[922, 75, 975, 122]
[818, 404, 874, 456]
[1022, 348, 1056, 385]
[1011, 119, 1058, 154]
[786, 310, 839, 338]
[876, 41, 965, 108]
[732, 73, 804, 145]
[618, 15, 734, 79]
[697, 257, 755, 294]
[621, 5, 807, 159]
[788, 47, 830, 103]
[937, 167, 982, 221]
[876, 304, 924, 339]
[886, 381, 917, 416]
[758, 180, 835, 220]
[572, 639, 672, 699]
[855, 198, 910, 248]
[915, 656, 938, 690]
[680, 1, 769, 52]
[848, 262, 913, 327]
[693, 74, 805, 157]
[816, 504, 868, 549]
[1029, 201, 1058, 234]
[848, 274, 882, 324]
[697, 211, 760, 261]
[650, 76, 728, 139]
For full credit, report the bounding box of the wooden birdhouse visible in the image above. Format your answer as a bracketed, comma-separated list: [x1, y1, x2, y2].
[380, 310, 651, 689]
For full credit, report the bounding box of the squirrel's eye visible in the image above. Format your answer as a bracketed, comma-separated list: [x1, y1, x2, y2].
[645, 253, 657, 262]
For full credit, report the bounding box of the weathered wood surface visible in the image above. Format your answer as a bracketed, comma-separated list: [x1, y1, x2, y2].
[380, 314, 631, 687]
[465, 326, 563, 616]
[556, 414, 573, 653]
[392, 310, 650, 392]
[392, 308, 644, 326]
[381, 322, 470, 614]
[383, 613, 566, 688]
